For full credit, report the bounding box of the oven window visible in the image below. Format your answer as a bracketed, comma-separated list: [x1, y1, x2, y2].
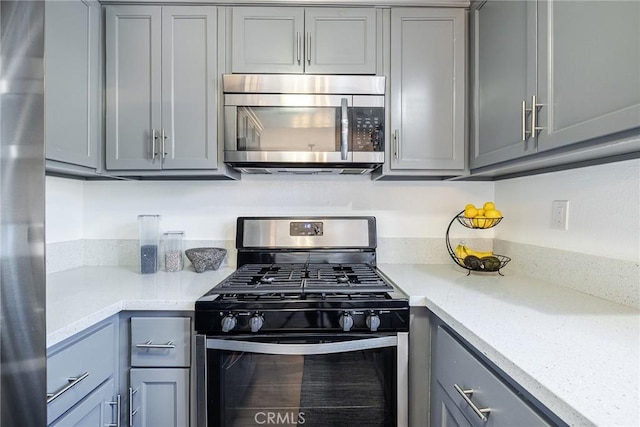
[237, 107, 341, 152]
[207, 343, 396, 426]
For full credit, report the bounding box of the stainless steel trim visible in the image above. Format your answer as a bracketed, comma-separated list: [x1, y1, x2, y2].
[240, 217, 374, 248]
[306, 32, 311, 65]
[341, 97, 349, 160]
[195, 335, 208, 427]
[107, 394, 121, 427]
[206, 336, 397, 355]
[223, 74, 386, 95]
[46, 372, 90, 404]
[397, 332, 409, 427]
[135, 340, 175, 349]
[454, 384, 491, 422]
[224, 150, 362, 164]
[225, 93, 353, 108]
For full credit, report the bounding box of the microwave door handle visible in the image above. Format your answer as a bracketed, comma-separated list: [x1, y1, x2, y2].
[340, 97, 348, 160]
[206, 336, 397, 355]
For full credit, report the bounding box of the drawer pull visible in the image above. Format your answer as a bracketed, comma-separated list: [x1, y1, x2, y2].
[135, 340, 175, 349]
[46, 372, 90, 404]
[454, 384, 491, 422]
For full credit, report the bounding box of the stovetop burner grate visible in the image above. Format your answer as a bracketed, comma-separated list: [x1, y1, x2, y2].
[214, 263, 393, 295]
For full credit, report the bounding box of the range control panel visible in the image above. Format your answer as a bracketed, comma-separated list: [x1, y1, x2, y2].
[290, 221, 323, 236]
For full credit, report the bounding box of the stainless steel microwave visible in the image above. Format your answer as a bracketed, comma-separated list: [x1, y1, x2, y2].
[223, 74, 386, 174]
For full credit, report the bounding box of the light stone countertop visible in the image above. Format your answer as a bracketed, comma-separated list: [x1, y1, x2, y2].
[46, 264, 639, 427]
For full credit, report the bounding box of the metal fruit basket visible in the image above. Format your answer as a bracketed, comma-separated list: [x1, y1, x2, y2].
[445, 210, 511, 275]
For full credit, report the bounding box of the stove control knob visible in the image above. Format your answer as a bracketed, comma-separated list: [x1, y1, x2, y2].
[339, 313, 354, 332]
[250, 314, 264, 333]
[366, 314, 381, 332]
[221, 315, 237, 333]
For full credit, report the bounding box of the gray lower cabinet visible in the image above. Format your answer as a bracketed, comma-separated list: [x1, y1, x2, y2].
[44, 0, 101, 175]
[470, 0, 640, 172]
[129, 368, 190, 427]
[229, 7, 378, 74]
[47, 319, 119, 426]
[431, 325, 553, 427]
[375, 8, 466, 178]
[105, 5, 221, 174]
[49, 379, 118, 427]
[128, 317, 191, 427]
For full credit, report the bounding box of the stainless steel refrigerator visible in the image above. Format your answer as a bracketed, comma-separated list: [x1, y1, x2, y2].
[0, 1, 47, 426]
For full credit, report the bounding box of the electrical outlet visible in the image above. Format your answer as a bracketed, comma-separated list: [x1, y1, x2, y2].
[551, 200, 569, 230]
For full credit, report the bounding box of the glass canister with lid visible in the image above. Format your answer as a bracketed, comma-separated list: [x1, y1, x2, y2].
[138, 214, 160, 274]
[162, 231, 184, 272]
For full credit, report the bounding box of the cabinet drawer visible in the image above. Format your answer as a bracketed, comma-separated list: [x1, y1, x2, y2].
[47, 322, 116, 425]
[433, 326, 551, 427]
[131, 317, 191, 367]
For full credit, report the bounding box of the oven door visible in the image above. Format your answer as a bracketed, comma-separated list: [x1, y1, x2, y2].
[196, 333, 408, 427]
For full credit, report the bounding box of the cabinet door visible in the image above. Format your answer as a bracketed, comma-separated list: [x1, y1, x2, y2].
[469, 1, 537, 169]
[130, 368, 189, 427]
[536, 1, 640, 152]
[45, 0, 100, 169]
[161, 7, 218, 169]
[305, 8, 376, 75]
[231, 7, 304, 74]
[431, 380, 473, 427]
[49, 379, 117, 427]
[389, 9, 466, 171]
[105, 5, 162, 170]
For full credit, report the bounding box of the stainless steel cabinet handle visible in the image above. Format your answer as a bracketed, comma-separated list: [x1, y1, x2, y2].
[306, 32, 311, 65]
[129, 387, 139, 427]
[135, 340, 175, 349]
[454, 384, 490, 422]
[46, 372, 89, 404]
[296, 32, 301, 64]
[340, 97, 349, 160]
[107, 394, 121, 427]
[521, 100, 530, 141]
[161, 128, 167, 159]
[152, 129, 159, 159]
[531, 95, 545, 136]
[393, 130, 399, 159]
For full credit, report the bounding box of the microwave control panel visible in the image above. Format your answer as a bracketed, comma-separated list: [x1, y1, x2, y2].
[352, 108, 384, 152]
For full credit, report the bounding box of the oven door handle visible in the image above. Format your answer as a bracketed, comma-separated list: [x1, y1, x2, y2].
[206, 335, 397, 355]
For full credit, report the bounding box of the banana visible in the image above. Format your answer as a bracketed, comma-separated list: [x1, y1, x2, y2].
[455, 245, 493, 260]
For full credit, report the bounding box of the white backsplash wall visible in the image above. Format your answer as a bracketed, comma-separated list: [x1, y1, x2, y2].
[67, 176, 495, 241]
[494, 158, 640, 262]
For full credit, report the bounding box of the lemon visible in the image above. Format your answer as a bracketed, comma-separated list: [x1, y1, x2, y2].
[483, 201, 496, 211]
[477, 208, 485, 216]
[485, 209, 503, 219]
[464, 203, 476, 210]
[464, 207, 478, 218]
[473, 215, 490, 228]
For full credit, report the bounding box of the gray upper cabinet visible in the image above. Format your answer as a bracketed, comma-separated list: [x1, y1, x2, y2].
[536, 0, 640, 152]
[469, 1, 536, 169]
[470, 0, 640, 172]
[45, 0, 100, 171]
[105, 5, 218, 172]
[230, 7, 377, 74]
[376, 8, 466, 177]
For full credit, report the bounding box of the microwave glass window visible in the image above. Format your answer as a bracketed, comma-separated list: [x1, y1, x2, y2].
[237, 107, 340, 152]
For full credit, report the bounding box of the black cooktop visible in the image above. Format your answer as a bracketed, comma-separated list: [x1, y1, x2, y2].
[208, 263, 394, 295]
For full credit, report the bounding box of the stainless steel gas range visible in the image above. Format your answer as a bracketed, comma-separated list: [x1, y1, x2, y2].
[195, 217, 409, 427]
